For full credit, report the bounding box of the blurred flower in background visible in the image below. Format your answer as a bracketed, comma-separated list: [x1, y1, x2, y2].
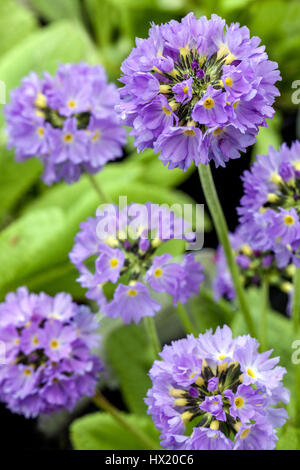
[4, 63, 126, 184]
[238, 141, 300, 267]
[213, 225, 294, 308]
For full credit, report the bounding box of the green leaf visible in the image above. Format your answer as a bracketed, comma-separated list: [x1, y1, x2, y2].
[276, 425, 300, 450]
[70, 412, 160, 450]
[128, 148, 195, 188]
[29, 0, 82, 22]
[23, 261, 86, 300]
[252, 114, 282, 158]
[0, 0, 37, 57]
[0, 146, 41, 223]
[105, 324, 153, 414]
[191, 287, 234, 334]
[0, 208, 66, 295]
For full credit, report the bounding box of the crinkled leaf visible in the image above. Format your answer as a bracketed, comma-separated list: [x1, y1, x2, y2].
[0, 208, 65, 295]
[105, 324, 154, 414]
[29, 0, 82, 22]
[0, 0, 37, 57]
[0, 146, 41, 223]
[276, 425, 300, 450]
[70, 412, 160, 450]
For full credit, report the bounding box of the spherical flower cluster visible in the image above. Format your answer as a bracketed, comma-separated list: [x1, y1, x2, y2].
[119, 13, 280, 170]
[239, 141, 300, 268]
[146, 325, 289, 450]
[0, 287, 102, 418]
[4, 63, 126, 184]
[70, 203, 204, 324]
[213, 226, 294, 304]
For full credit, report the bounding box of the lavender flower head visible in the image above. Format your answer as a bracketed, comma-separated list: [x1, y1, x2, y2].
[213, 226, 294, 306]
[119, 13, 280, 170]
[239, 141, 300, 267]
[69, 203, 204, 324]
[146, 325, 289, 450]
[4, 63, 126, 184]
[0, 287, 102, 418]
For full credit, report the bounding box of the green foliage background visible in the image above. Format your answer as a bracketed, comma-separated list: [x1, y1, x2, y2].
[0, 0, 299, 450]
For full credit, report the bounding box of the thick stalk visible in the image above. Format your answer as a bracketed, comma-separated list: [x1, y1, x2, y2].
[144, 316, 161, 358]
[93, 392, 157, 449]
[260, 278, 269, 351]
[177, 302, 198, 336]
[86, 173, 109, 203]
[198, 163, 256, 338]
[292, 268, 300, 426]
[292, 268, 300, 333]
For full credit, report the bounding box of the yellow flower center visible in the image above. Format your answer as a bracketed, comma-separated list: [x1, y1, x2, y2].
[67, 99, 77, 109]
[14, 338, 20, 345]
[204, 98, 214, 109]
[284, 215, 294, 225]
[50, 339, 60, 350]
[184, 129, 196, 137]
[110, 258, 119, 268]
[63, 133, 74, 144]
[246, 367, 256, 378]
[24, 368, 32, 377]
[37, 127, 45, 138]
[32, 336, 39, 346]
[162, 106, 171, 116]
[127, 289, 138, 297]
[154, 268, 163, 278]
[91, 130, 101, 143]
[183, 86, 189, 94]
[234, 397, 244, 409]
[241, 428, 250, 439]
[218, 354, 226, 361]
[213, 128, 224, 136]
[224, 77, 233, 87]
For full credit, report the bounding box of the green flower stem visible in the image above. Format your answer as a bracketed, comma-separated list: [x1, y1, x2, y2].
[86, 173, 109, 203]
[198, 163, 256, 338]
[144, 316, 161, 358]
[93, 391, 157, 450]
[177, 302, 198, 336]
[292, 269, 300, 426]
[292, 267, 300, 333]
[260, 278, 269, 352]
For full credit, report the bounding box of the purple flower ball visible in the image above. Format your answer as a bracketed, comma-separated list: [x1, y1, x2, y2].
[119, 13, 280, 169]
[238, 141, 300, 267]
[4, 63, 126, 185]
[0, 287, 102, 418]
[145, 325, 289, 450]
[213, 225, 293, 311]
[69, 203, 204, 324]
